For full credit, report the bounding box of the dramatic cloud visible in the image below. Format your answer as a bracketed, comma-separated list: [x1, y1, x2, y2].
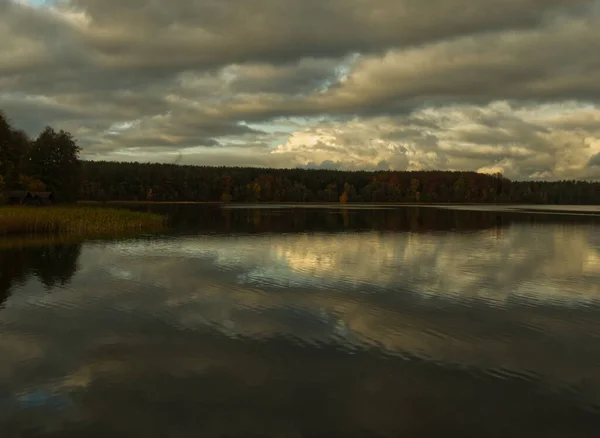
[590, 153, 600, 167]
[1, 0, 600, 179]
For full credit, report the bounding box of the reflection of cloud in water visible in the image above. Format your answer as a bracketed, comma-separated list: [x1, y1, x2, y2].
[2, 223, 600, 423]
[100, 225, 600, 305]
[31, 222, 594, 389]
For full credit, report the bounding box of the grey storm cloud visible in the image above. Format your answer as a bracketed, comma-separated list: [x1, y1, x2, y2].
[12, 0, 586, 70]
[1, 0, 600, 179]
[589, 153, 600, 167]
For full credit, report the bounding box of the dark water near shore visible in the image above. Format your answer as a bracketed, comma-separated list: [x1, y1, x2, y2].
[1, 205, 600, 437]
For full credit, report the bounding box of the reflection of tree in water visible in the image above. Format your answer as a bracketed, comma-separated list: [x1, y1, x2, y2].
[29, 244, 82, 289]
[0, 243, 82, 307]
[0, 249, 30, 306]
[103, 204, 600, 236]
[135, 204, 513, 234]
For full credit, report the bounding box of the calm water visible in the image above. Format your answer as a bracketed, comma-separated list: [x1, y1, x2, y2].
[1, 206, 600, 437]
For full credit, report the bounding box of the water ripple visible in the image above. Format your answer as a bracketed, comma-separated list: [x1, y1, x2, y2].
[2, 207, 600, 436]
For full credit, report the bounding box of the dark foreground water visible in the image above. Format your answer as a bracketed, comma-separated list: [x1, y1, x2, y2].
[1, 205, 600, 437]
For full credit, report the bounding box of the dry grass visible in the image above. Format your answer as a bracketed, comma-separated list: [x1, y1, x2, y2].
[0, 206, 166, 235]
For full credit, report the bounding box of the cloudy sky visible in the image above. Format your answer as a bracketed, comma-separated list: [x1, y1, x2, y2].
[1, 0, 600, 179]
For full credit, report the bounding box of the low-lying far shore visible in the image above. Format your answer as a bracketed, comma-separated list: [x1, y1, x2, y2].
[0, 205, 166, 235]
[78, 199, 600, 213]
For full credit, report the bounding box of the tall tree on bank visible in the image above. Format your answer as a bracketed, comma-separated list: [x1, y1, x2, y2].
[1, 112, 32, 189]
[22, 127, 81, 202]
[0, 161, 4, 201]
[0, 111, 16, 187]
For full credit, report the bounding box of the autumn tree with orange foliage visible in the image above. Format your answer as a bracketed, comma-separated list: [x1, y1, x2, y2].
[19, 175, 46, 192]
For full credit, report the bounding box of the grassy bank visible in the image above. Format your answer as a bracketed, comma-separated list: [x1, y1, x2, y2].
[0, 206, 166, 235]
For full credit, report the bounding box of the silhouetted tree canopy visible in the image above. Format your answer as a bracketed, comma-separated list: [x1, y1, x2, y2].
[1, 111, 81, 202]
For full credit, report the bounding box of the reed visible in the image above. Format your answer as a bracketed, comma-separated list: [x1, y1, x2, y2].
[0, 206, 166, 235]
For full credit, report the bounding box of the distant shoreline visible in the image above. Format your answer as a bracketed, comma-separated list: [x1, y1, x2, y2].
[77, 200, 599, 207]
[76, 201, 600, 216]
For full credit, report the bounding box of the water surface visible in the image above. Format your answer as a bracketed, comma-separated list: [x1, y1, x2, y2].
[1, 206, 600, 437]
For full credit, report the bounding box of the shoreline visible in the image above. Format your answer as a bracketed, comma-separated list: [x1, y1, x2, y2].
[77, 200, 600, 211]
[78, 200, 599, 206]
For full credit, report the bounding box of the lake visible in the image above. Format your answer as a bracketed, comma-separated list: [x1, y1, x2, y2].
[1, 205, 600, 437]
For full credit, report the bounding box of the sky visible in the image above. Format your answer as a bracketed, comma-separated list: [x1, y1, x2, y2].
[1, 0, 600, 180]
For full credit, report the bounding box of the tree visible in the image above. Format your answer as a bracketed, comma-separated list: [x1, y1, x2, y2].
[323, 183, 338, 202]
[16, 174, 45, 192]
[220, 192, 232, 203]
[0, 173, 5, 202]
[23, 127, 81, 202]
[339, 191, 348, 204]
[28, 178, 46, 192]
[410, 178, 421, 202]
[0, 112, 11, 175]
[1, 112, 32, 189]
[453, 176, 466, 202]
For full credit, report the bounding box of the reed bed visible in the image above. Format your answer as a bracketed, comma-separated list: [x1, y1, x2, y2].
[0, 206, 166, 235]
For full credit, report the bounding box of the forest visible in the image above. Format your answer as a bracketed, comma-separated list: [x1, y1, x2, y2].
[1, 111, 599, 205]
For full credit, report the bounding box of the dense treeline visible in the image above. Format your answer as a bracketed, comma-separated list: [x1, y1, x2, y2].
[79, 160, 600, 204]
[1, 110, 599, 204]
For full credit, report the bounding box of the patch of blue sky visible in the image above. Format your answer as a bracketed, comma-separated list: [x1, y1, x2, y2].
[318, 52, 361, 92]
[24, 0, 57, 6]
